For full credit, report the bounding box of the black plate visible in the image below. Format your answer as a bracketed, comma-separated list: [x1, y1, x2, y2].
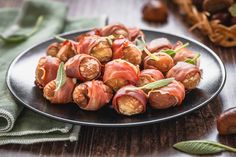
[6, 29, 226, 127]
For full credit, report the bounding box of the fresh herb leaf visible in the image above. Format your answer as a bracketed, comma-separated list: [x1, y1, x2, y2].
[173, 140, 236, 155]
[161, 42, 189, 57]
[229, 4, 236, 17]
[126, 78, 174, 91]
[135, 36, 146, 51]
[0, 16, 44, 44]
[55, 62, 66, 91]
[185, 53, 200, 65]
[174, 42, 189, 53]
[161, 49, 176, 57]
[143, 47, 159, 61]
[54, 35, 67, 42]
[139, 78, 174, 90]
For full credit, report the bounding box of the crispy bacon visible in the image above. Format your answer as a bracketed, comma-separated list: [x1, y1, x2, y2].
[73, 80, 113, 111]
[166, 62, 201, 90]
[128, 27, 145, 41]
[146, 38, 172, 53]
[137, 69, 164, 87]
[148, 80, 185, 109]
[112, 85, 147, 115]
[65, 54, 101, 81]
[35, 56, 61, 88]
[100, 23, 130, 39]
[112, 38, 142, 65]
[76, 35, 112, 63]
[103, 59, 140, 91]
[43, 78, 76, 104]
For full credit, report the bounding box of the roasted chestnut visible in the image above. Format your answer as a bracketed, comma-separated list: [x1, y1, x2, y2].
[146, 38, 172, 53]
[56, 40, 76, 62]
[103, 59, 140, 91]
[100, 23, 130, 40]
[137, 69, 164, 87]
[73, 80, 113, 111]
[143, 52, 174, 73]
[47, 42, 61, 57]
[112, 85, 147, 116]
[112, 38, 142, 65]
[142, 0, 168, 23]
[43, 77, 76, 104]
[77, 35, 113, 63]
[217, 107, 236, 135]
[148, 80, 185, 109]
[65, 54, 101, 81]
[35, 56, 61, 88]
[166, 62, 201, 90]
[203, 0, 234, 14]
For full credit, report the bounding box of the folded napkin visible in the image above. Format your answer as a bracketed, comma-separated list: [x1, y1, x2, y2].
[0, 0, 107, 145]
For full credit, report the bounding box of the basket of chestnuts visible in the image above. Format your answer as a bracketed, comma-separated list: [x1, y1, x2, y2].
[175, 0, 236, 47]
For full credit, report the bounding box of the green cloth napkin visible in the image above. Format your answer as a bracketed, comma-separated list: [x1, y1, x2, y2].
[0, 0, 107, 145]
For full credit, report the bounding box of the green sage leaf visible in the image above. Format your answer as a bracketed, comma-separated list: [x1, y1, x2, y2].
[54, 35, 67, 42]
[185, 53, 200, 65]
[143, 47, 159, 61]
[139, 78, 174, 90]
[161, 49, 176, 57]
[173, 140, 236, 155]
[135, 36, 146, 51]
[229, 4, 236, 17]
[55, 62, 66, 91]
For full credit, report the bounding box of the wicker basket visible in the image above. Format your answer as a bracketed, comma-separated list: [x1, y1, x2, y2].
[175, 0, 236, 47]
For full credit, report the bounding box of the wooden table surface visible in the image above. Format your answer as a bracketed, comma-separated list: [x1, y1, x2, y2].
[0, 0, 236, 156]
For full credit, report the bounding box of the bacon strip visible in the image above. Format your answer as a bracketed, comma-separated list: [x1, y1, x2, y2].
[103, 59, 139, 84]
[112, 38, 142, 65]
[76, 35, 106, 55]
[140, 69, 164, 80]
[35, 56, 60, 88]
[65, 54, 101, 81]
[146, 38, 172, 53]
[100, 23, 130, 39]
[43, 78, 76, 104]
[150, 80, 185, 105]
[81, 81, 112, 110]
[166, 62, 201, 82]
[112, 85, 147, 113]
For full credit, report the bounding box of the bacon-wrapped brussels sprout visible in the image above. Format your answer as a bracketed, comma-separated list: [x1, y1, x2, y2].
[166, 62, 201, 90]
[112, 85, 147, 116]
[76, 35, 112, 63]
[43, 77, 76, 104]
[148, 80, 185, 109]
[73, 80, 113, 111]
[65, 54, 101, 81]
[137, 69, 164, 87]
[143, 52, 174, 73]
[103, 59, 140, 91]
[100, 23, 130, 39]
[112, 38, 142, 65]
[47, 40, 76, 62]
[35, 56, 61, 88]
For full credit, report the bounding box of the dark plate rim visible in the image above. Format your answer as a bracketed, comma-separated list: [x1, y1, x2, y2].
[6, 28, 227, 127]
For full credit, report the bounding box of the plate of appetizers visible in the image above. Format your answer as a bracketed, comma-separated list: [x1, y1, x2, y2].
[6, 23, 226, 126]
